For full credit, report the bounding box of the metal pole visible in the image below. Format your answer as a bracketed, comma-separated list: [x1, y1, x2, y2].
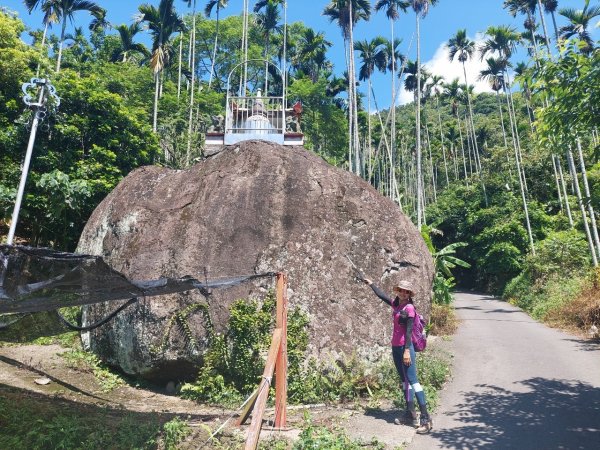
[6, 84, 46, 245]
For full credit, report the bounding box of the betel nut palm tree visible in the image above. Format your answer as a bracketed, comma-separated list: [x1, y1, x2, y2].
[205, 0, 229, 88]
[559, 0, 600, 55]
[138, 0, 185, 133]
[355, 36, 387, 181]
[481, 25, 535, 254]
[542, 0, 560, 42]
[374, 0, 409, 201]
[504, 0, 543, 57]
[323, 0, 371, 175]
[447, 29, 487, 205]
[112, 23, 149, 63]
[255, 1, 282, 94]
[294, 28, 332, 83]
[50, 0, 105, 73]
[409, 0, 438, 228]
[23, 0, 60, 74]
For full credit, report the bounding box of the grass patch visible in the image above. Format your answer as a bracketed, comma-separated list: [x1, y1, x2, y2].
[0, 390, 163, 450]
[545, 279, 600, 336]
[60, 349, 125, 392]
[506, 267, 600, 336]
[289, 413, 387, 450]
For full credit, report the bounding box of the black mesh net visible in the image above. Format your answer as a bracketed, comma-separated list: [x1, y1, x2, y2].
[0, 245, 276, 338]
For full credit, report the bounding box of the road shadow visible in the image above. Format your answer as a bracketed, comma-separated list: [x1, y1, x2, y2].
[363, 406, 399, 424]
[562, 337, 600, 353]
[431, 377, 600, 449]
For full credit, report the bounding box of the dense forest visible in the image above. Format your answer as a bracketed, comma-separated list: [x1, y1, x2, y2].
[0, 0, 599, 329]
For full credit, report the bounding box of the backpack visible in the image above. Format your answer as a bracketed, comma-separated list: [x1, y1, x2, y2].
[409, 306, 427, 352]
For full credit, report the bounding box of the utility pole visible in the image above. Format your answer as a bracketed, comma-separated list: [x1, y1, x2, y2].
[6, 78, 60, 245]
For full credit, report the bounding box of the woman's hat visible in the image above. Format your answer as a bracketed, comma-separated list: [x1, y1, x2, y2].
[393, 280, 414, 294]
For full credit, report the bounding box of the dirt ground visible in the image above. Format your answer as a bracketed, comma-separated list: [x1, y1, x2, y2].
[0, 342, 425, 449]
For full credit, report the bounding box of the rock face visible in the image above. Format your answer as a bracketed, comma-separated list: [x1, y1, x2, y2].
[77, 141, 434, 381]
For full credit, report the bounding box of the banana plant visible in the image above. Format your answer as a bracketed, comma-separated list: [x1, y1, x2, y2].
[422, 225, 471, 304]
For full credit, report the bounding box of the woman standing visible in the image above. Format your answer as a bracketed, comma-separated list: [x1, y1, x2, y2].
[363, 278, 432, 434]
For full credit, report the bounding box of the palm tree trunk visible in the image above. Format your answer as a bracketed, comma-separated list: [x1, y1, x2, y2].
[390, 18, 397, 191]
[551, 154, 564, 213]
[462, 63, 488, 205]
[451, 142, 459, 180]
[536, 0, 552, 51]
[435, 97, 449, 186]
[367, 77, 372, 181]
[348, 4, 360, 176]
[567, 147, 598, 266]
[526, 10, 541, 63]
[425, 121, 437, 202]
[513, 129, 536, 255]
[577, 139, 600, 255]
[463, 112, 474, 176]
[153, 71, 160, 133]
[550, 11, 560, 43]
[496, 90, 513, 178]
[556, 154, 574, 227]
[415, 13, 423, 228]
[187, 1, 197, 166]
[36, 22, 49, 77]
[56, 18, 67, 73]
[505, 70, 528, 193]
[209, 6, 220, 89]
[177, 34, 183, 100]
[456, 112, 469, 183]
[344, 39, 353, 172]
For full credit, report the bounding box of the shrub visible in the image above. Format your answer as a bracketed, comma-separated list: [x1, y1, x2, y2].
[181, 291, 451, 409]
[429, 304, 458, 336]
[161, 417, 191, 450]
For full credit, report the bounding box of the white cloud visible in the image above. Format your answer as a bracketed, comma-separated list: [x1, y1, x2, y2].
[397, 33, 493, 105]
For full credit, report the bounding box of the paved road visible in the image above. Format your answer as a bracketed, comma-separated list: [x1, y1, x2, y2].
[410, 292, 600, 450]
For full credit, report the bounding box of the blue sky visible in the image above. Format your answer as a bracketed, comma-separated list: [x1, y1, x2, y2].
[3, 0, 597, 108]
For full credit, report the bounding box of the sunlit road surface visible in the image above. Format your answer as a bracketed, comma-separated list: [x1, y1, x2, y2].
[410, 292, 600, 450]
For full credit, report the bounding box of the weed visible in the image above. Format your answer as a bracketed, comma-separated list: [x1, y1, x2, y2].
[0, 394, 160, 450]
[429, 304, 458, 336]
[290, 413, 376, 449]
[161, 417, 191, 450]
[60, 349, 124, 392]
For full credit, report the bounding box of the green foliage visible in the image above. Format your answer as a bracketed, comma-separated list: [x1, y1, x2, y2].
[161, 417, 191, 450]
[179, 291, 450, 409]
[288, 76, 348, 164]
[61, 349, 125, 392]
[0, 395, 161, 450]
[532, 42, 599, 144]
[421, 225, 470, 304]
[0, 14, 160, 248]
[292, 413, 371, 450]
[503, 229, 593, 318]
[180, 292, 307, 405]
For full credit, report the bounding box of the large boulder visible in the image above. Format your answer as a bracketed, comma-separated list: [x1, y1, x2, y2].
[77, 141, 434, 381]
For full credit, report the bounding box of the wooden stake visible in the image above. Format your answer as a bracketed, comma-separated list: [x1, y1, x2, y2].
[244, 328, 282, 450]
[274, 273, 288, 428]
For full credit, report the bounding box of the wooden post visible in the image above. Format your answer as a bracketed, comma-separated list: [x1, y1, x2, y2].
[241, 272, 288, 449]
[274, 272, 288, 428]
[244, 328, 282, 450]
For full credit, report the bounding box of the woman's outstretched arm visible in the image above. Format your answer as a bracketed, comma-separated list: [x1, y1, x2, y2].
[363, 278, 393, 306]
